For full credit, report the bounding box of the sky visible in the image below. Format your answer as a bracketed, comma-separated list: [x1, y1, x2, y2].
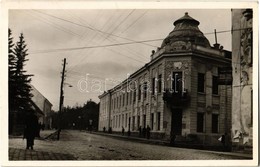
[9, 9, 232, 111]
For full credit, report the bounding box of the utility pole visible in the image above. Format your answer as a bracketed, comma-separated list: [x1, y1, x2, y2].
[57, 58, 66, 140]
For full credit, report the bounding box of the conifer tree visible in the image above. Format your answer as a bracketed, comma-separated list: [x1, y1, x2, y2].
[13, 33, 33, 113]
[8, 28, 17, 111]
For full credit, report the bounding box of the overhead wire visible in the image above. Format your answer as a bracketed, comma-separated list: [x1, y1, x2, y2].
[32, 9, 157, 48]
[23, 10, 81, 38]
[64, 10, 106, 72]
[29, 27, 249, 55]
[66, 10, 148, 73]
[120, 10, 148, 33]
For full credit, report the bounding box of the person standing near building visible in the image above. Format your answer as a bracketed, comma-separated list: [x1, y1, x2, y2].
[122, 126, 125, 136]
[23, 111, 38, 150]
[146, 125, 151, 139]
[138, 126, 142, 137]
[142, 126, 146, 138]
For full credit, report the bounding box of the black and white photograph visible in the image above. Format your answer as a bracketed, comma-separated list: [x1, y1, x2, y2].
[0, 1, 258, 166]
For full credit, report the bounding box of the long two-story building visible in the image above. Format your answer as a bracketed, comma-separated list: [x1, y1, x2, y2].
[99, 12, 232, 148]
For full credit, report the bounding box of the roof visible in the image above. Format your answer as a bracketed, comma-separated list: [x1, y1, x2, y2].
[161, 12, 210, 48]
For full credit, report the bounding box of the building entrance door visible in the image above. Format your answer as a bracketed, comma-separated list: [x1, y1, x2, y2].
[171, 108, 183, 135]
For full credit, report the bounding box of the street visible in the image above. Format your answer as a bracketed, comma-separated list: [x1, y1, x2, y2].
[9, 130, 251, 160]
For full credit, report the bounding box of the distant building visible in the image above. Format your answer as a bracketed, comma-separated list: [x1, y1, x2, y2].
[231, 9, 253, 150]
[30, 85, 53, 129]
[99, 13, 232, 148]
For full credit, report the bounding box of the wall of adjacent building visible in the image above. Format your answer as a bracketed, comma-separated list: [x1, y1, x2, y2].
[231, 9, 253, 149]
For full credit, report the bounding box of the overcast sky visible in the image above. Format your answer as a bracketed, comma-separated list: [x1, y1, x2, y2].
[9, 9, 231, 111]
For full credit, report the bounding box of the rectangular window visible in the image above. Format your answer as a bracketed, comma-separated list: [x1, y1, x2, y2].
[122, 114, 124, 128]
[113, 116, 115, 128]
[114, 98, 116, 109]
[132, 116, 135, 131]
[119, 115, 121, 127]
[133, 89, 136, 103]
[137, 115, 140, 128]
[212, 114, 219, 133]
[138, 85, 141, 100]
[158, 74, 162, 93]
[157, 112, 161, 130]
[198, 73, 205, 93]
[122, 94, 125, 106]
[152, 78, 155, 95]
[119, 96, 121, 108]
[172, 72, 182, 94]
[116, 115, 118, 128]
[151, 113, 154, 130]
[197, 112, 204, 132]
[125, 114, 128, 127]
[212, 76, 219, 95]
[144, 82, 147, 99]
[129, 91, 132, 104]
[129, 117, 131, 130]
[117, 97, 119, 108]
[126, 92, 128, 105]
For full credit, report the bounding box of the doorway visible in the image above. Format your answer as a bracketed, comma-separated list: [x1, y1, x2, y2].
[171, 108, 183, 135]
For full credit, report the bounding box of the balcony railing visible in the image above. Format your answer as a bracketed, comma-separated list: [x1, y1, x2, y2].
[163, 88, 190, 107]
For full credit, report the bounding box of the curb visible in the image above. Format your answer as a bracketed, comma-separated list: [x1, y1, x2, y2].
[90, 131, 253, 159]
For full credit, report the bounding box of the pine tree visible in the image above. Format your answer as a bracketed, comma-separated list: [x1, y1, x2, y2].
[8, 28, 17, 111]
[13, 33, 33, 113]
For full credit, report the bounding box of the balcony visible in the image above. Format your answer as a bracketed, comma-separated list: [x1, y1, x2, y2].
[163, 88, 190, 107]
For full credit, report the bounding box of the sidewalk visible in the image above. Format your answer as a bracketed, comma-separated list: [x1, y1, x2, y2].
[9, 148, 76, 160]
[90, 131, 253, 159]
[9, 130, 56, 140]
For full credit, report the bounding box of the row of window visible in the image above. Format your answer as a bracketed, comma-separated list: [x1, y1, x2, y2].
[112, 112, 161, 131]
[111, 75, 163, 110]
[198, 73, 219, 95]
[197, 113, 219, 133]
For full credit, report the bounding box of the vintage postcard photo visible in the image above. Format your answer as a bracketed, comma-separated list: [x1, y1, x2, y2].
[0, 1, 258, 166]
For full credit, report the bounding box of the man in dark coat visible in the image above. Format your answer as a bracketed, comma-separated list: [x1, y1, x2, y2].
[23, 111, 38, 150]
[146, 125, 151, 139]
[142, 126, 146, 138]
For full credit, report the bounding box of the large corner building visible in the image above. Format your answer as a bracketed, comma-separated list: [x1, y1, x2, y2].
[99, 13, 232, 147]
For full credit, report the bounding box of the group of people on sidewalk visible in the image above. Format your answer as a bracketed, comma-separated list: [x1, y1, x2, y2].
[120, 125, 151, 139]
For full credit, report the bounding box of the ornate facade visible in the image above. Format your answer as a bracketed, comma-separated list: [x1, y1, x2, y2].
[99, 13, 232, 147]
[231, 9, 253, 150]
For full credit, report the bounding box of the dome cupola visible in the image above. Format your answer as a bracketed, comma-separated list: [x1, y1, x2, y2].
[161, 12, 210, 50]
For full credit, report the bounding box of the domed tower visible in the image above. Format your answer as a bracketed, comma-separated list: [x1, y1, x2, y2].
[161, 12, 210, 51]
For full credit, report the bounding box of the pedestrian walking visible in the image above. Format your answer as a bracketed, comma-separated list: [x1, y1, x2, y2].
[170, 131, 176, 146]
[220, 133, 227, 151]
[122, 126, 125, 136]
[146, 125, 151, 139]
[127, 129, 131, 137]
[138, 126, 142, 137]
[108, 127, 112, 133]
[23, 111, 38, 150]
[142, 126, 146, 138]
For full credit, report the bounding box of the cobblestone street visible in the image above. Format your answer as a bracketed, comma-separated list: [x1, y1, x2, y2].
[9, 148, 76, 160]
[8, 130, 252, 160]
